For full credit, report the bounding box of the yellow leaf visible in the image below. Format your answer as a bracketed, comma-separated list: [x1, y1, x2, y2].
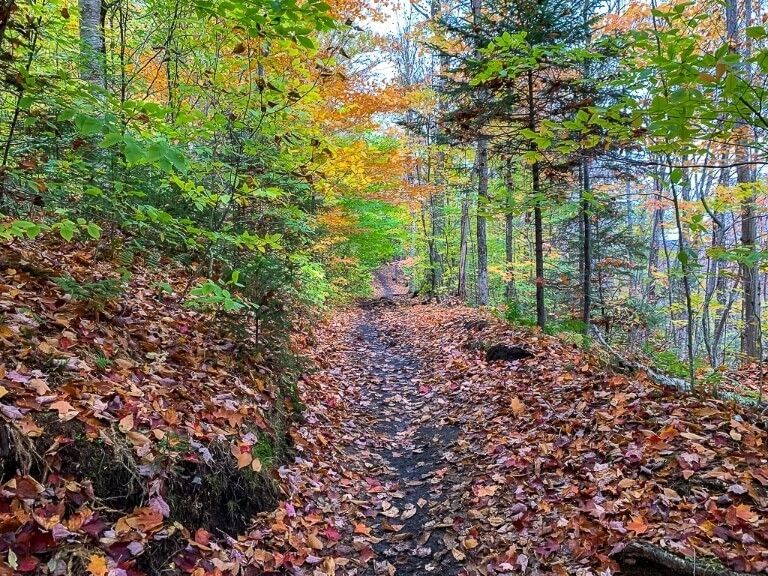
[87, 554, 108, 576]
[510, 397, 524, 417]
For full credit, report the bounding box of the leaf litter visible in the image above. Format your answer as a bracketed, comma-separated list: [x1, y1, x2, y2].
[1, 241, 767, 575]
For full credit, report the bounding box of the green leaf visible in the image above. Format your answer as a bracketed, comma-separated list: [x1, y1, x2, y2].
[100, 132, 124, 148]
[59, 220, 76, 242]
[86, 222, 102, 239]
[747, 26, 767, 40]
[123, 137, 145, 164]
[295, 35, 314, 49]
[74, 114, 103, 136]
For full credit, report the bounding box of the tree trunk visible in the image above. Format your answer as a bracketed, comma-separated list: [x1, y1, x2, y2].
[476, 138, 489, 305]
[727, 0, 761, 360]
[429, 0, 445, 296]
[528, 69, 546, 329]
[471, 0, 489, 306]
[429, 190, 444, 295]
[646, 207, 662, 303]
[79, 0, 105, 88]
[582, 158, 592, 334]
[740, 175, 760, 359]
[0, 1, 15, 50]
[457, 187, 471, 299]
[504, 162, 516, 301]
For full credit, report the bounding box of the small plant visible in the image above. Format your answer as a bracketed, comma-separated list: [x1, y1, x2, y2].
[153, 281, 174, 295]
[185, 272, 253, 314]
[504, 300, 536, 327]
[251, 434, 276, 470]
[644, 346, 705, 381]
[92, 352, 113, 371]
[54, 272, 129, 310]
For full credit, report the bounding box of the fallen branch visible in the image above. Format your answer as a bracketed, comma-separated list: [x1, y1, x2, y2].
[591, 328, 691, 391]
[591, 328, 767, 410]
[616, 541, 752, 576]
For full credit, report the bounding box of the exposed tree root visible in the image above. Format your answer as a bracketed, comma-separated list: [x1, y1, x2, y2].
[616, 541, 753, 576]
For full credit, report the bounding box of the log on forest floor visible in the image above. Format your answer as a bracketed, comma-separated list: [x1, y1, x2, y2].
[359, 297, 398, 310]
[591, 328, 768, 411]
[616, 541, 753, 576]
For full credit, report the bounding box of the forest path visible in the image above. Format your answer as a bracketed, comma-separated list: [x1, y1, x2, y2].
[300, 272, 768, 576]
[372, 260, 411, 299]
[345, 306, 464, 575]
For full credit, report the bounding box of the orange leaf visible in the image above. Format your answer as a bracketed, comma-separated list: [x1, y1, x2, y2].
[50, 400, 78, 420]
[735, 504, 758, 523]
[354, 522, 371, 535]
[627, 516, 649, 534]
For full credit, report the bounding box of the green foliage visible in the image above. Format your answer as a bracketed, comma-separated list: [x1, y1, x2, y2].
[53, 274, 128, 310]
[186, 279, 252, 314]
[342, 198, 408, 269]
[504, 301, 537, 327]
[0, 0, 406, 371]
[0, 218, 101, 241]
[644, 346, 705, 380]
[250, 433, 277, 471]
[92, 352, 114, 372]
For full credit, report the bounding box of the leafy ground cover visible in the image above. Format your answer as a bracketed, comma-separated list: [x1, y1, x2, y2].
[1, 246, 768, 575]
[358, 305, 768, 575]
[0, 237, 303, 574]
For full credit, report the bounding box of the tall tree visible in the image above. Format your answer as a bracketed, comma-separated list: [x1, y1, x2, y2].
[430, 0, 446, 296]
[472, 0, 490, 305]
[727, 0, 761, 360]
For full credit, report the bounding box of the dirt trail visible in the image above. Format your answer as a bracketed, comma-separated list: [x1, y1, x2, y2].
[338, 306, 465, 575]
[372, 260, 411, 299]
[302, 286, 768, 576]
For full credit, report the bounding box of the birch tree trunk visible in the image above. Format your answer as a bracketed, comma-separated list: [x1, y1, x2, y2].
[79, 0, 105, 88]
